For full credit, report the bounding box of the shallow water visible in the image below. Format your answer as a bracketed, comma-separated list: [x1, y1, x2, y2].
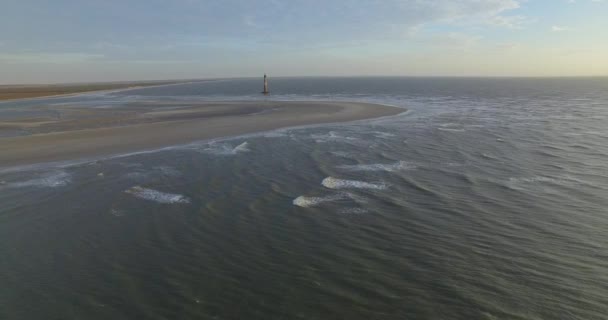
[1, 77, 607, 319]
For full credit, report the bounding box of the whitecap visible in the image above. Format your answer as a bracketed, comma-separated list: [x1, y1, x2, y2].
[126, 166, 181, 181]
[125, 186, 190, 204]
[339, 208, 368, 214]
[201, 141, 250, 155]
[330, 151, 353, 158]
[263, 131, 288, 138]
[372, 131, 396, 138]
[312, 131, 359, 143]
[507, 176, 581, 186]
[233, 142, 250, 153]
[292, 194, 347, 208]
[321, 177, 388, 190]
[337, 161, 416, 172]
[438, 128, 466, 132]
[5, 171, 71, 188]
[154, 166, 181, 177]
[110, 209, 125, 217]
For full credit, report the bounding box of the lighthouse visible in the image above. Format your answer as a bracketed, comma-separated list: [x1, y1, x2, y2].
[262, 74, 269, 95]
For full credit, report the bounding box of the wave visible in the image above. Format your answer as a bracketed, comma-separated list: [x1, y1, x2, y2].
[337, 161, 416, 172]
[438, 128, 466, 132]
[125, 186, 190, 204]
[126, 166, 181, 181]
[4, 171, 71, 188]
[262, 131, 289, 138]
[233, 142, 250, 152]
[481, 153, 498, 160]
[504, 175, 596, 190]
[292, 193, 347, 208]
[312, 131, 359, 143]
[339, 208, 368, 214]
[373, 131, 396, 138]
[110, 209, 125, 217]
[321, 177, 388, 190]
[330, 151, 354, 158]
[201, 141, 250, 155]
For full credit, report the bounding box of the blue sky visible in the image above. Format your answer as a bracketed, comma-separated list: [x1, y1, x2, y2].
[0, 0, 607, 83]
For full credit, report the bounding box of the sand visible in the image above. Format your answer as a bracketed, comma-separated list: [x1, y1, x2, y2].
[0, 81, 187, 101]
[0, 101, 402, 168]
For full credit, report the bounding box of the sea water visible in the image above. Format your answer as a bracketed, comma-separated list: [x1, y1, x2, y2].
[0, 77, 607, 319]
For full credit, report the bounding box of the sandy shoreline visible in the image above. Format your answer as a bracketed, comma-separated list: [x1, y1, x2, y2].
[0, 80, 191, 102]
[0, 101, 403, 168]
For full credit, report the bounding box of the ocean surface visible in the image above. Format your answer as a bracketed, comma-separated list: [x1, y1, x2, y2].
[1, 77, 607, 319]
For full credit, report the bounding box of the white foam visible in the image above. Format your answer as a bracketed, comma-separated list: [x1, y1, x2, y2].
[233, 142, 250, 153]
[312, 131, 359, 143]
[509, 176, 559, 184]
[262, 131, 288, 138]
[125, 186, 190, 204]
[372, 131, 396, 138]
[337, 161, 416, 172]
[6, 171, 71, 188]
[339, 208, 368, 214]
[330, 151, 353, 158]
[321, 177, 388, 190]
[201, 141, 250, 155]
[154, 166, 181, 177]
[507, 176, 586, 186]
[126, 166, 182, 180]
[438, 128, 466, 132]
[292, 194, 346, 208]
[110, 209, 125, 216]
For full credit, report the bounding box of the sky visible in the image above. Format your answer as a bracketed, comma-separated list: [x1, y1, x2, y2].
[0, 0, 607, 84]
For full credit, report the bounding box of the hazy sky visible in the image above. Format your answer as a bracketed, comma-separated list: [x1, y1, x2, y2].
[1, 0, 607, 83]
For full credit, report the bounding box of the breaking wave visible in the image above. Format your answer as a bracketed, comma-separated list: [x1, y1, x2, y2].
[312, 131, 359, 143]
[438, 128, 466, 132]
[4, 171, 71, 188]
[201, 141, 250, 155]
[125, 186, 190, 204]
[337, 161, 416, 172]
[292, 193, 347, 208]
[321, 177, 388, 190]
[339, 208, 368, 214]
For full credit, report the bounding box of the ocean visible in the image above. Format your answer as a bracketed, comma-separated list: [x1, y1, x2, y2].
[1, 77, 607, 319]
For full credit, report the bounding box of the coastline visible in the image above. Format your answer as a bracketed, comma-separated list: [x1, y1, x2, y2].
[0, 80, 195, 102]
[0, 101, 403, 169]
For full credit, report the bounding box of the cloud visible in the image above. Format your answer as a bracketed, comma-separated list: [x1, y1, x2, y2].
[0, 53, 104, 64]
[551, 25, 571, 32]
[0, 0, 523, 47]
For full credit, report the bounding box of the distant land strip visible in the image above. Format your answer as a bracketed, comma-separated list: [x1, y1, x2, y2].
[0, 80, 197, 101]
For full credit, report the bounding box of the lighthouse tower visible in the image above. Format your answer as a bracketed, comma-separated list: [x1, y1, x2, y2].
[262, 74, 269, 95]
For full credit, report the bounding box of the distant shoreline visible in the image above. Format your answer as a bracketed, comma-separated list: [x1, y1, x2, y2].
[0, 101, 403, 168]
[0, 80, 198, 102]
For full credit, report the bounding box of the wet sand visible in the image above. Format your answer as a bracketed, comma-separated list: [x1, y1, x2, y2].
[0, 101, 402, 168]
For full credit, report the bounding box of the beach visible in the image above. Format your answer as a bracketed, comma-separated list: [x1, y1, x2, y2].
[0, 100, 402, 168]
